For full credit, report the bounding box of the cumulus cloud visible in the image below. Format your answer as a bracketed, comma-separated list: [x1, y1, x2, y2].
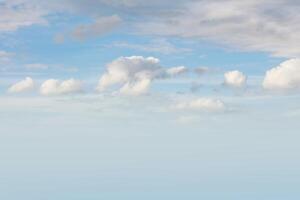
[96, 56, 187, 95]
[263, 59, 300, 90]
[70, 15, 122, 41]
[8, 77, 34, 93]
[40, 78, 83, 96]
[224, 70, 247, 88]
[174, 98, 225, 112]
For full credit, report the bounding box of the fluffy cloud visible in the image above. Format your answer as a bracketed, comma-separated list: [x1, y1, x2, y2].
[174, 98, 225, 112]
[70, 15, 122, 41]
[8, 77, 34, 93]
[224, 70, 247, 88]
[263, 59, 300, 90]
[166, 66, 187, 76]
[40, 78, 83, 96]
[97, 56, 187, 95]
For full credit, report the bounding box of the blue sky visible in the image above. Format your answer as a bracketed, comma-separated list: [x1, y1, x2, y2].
[1, 0, 300, 199]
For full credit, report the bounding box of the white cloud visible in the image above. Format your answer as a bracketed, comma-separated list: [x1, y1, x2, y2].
[263, 59, 300, 90]
[40, 78, 83, 96]
[70, 15, 122, 41]
[166, 66, 187, 76]
[119, 78, 151, 96]
[8, 77, 34, 93]
[224, 70, 247, 88]
[3, 0, 300, 58]
[174, 98, 225, 112]
[0, 0, 48, 32]
[96, 56, 187, 95]
[137, 0, 300, 58]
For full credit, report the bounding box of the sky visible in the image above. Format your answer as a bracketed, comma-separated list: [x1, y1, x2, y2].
[1, 0, 300, 199]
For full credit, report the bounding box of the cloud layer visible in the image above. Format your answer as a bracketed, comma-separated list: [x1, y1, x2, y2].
[174, 98, 225, 112]
[137, 0, 300, 58]
[2, 0, 300, 58]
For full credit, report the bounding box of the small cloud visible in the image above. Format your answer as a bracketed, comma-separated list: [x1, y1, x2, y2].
[224, 70, 247, 88]
[40, 78, 83, 96]
[8, 77, 34, 93]
[71, 15, 122, 41]
[166, 66, 188, 76]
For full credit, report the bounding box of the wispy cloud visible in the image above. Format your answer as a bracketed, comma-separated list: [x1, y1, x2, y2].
[110, 39, 192, 54]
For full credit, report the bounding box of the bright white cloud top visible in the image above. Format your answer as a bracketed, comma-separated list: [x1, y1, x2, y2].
[97, 56, 187, 95]
[224, 70, 247, 88]
[263, 59, 300, 90]
[40, 79, 83, 96]
[8, 77, 34, 93]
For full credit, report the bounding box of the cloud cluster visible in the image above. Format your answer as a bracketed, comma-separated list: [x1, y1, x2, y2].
[8, 77, 34, 93]
[40, 79, 83, 96]
[97, 56, 187, 95]
[3, 0, 300, 58]
[224, 70, 247, 88]
[174, 98, 225, 112]
[263, 59, 300, 90]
